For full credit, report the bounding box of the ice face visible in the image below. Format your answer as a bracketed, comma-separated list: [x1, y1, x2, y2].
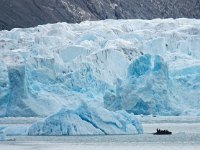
[104, 54, 179, 115]
[0, 19, 200, 117]
[0, 60, 9, 116]
[128, 54, 152, 78]
[28, 102, 143, 135]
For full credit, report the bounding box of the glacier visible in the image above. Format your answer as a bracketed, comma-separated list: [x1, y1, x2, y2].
[0, 18, 200, 119]
[104, 54, 179, 115]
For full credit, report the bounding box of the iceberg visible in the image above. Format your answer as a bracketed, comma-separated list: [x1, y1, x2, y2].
[0, 131, 5, 141]
[28, 102, 143, 135]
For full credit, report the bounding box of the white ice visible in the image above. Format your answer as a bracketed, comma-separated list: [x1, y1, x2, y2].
[0, 19, 200, 118]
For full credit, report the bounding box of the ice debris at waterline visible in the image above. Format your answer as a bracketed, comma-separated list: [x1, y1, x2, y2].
[28, 103, 143, 135]
[0, 19, 200, 117]
[0, 131, 5, 141]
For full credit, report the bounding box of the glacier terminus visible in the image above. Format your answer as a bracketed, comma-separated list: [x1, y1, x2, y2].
[1, 19, 200, 135]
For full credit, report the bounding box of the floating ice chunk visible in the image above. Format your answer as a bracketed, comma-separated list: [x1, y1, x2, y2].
[28, 102, 143, 135]
[0, 131, 6, 141]
[2, 125, 29, 136]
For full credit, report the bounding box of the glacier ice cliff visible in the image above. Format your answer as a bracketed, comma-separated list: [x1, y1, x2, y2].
[0, 19, 200, 117]
[104, 54, 179, 115]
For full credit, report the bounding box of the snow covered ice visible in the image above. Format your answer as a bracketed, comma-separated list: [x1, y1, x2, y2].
[0, 18, 200, 124]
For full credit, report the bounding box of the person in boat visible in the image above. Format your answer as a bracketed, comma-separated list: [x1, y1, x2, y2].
[155, 128, 172, 135]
